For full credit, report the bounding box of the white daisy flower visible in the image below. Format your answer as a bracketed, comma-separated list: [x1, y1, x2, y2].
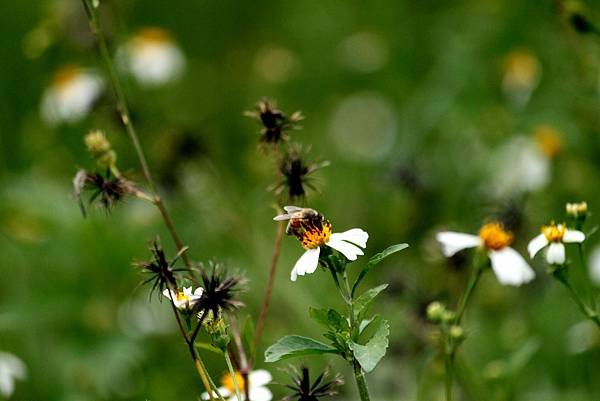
[40, 65, 104, 125]
[202, 369, 273, 401]
[274, 206, 369, 281]
[0, 351, 26, 398]
[436, 222, 535, 286]
[528, 222, 585, 265]
[118, 27, 185, 86]
[162, 286, 203, 310]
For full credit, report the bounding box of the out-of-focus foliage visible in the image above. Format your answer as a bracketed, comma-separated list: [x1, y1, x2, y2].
[1, 0, 600, 400]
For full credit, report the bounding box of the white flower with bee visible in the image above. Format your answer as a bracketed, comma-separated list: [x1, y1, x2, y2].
[274, 206, 369, 281]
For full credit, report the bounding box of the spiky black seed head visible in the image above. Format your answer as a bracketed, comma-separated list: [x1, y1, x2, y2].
[135, 238, 186, 300]
[194, 262, 246, 318]
[280, 366, 343, 401]
[73, 169, 138, 216]
[245, 100, 304, 145]
[276, 145, 329, 201]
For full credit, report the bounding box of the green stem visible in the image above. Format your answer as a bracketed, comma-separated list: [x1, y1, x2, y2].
[577, 243, 597, 310]
[444, 351, 454, 401]
[224, 352, 243, 401]
[353, 359, 372, 401]
[196, 354, 227, 401]
[553, 267, 600, 328]
[455, 263, 483, 324]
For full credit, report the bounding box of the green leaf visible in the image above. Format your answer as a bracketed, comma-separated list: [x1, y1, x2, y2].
[358, 315, 379, 336]
[352, 243, 408, 296]
[264, 335, 341, 363]
[353, 284, 388, 320]
[309, 307, 330, 328]
[349, 319, 390, 373]
[327, 309, 349, 332]
[194, 342, 223, 355]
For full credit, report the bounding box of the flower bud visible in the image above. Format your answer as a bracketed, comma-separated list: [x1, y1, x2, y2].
[85, 130, 118, 171]
[85, 130, 111, 156]
[566, 201, 588, 219]
[449, 325, 465, 342]
[426, 301, 446, 323]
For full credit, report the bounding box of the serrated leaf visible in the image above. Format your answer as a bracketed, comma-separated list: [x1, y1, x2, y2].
[349, 319, 390, 373]
[352, 243, 408, 296]
[359, 315, 379, 336]
[353, 284, 388, 320]
[264, 335, 340, 363]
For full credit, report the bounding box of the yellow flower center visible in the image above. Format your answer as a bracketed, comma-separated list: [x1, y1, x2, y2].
[534, 125, 562, 158]
[221, 371, 245, 393]
[478, 222, 513, 250]
[176, 291, 190, 303]
[52, 65, 81, 88]
[542, 223, 566, 242]
[134, 27, 173, 45]
[300, 221, 332, 249]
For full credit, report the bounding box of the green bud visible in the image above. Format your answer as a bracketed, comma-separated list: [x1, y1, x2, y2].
[449, 325, 465, 342]
[85, 130, 111, 156]
[441, 310, 456, 323]
[426, 301, 446, 323]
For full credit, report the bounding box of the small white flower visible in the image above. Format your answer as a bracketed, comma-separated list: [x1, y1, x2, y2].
[274, 206, 369, 281]
[118, 27, 185, 86]
[202, 369, 272, 401]
[162, 286, 203, 310]
[41, 65, 104, 125]
[0, 351, 26, 398]
[436, 222, 535, 286]
[528, 223, 585, 265]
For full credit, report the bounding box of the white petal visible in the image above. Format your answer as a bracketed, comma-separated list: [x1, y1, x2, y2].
[193, 287, 204, 296]
[0, 373, 14, 398]
[201, 387, 231, 400]
[489, 248, 535, 286]
[249, 386, 273, 401]
[291, 248, 320, 281]
[248, 370, 272, 387]
[527, 233, 548, 258]
[563, 229, 585, 243]
[283, 206, 302, 213]
[162, 289, 176, 300]
[435, 232, 481, 257]
[330, 228, 369, 248]
[182, 287, 193, 296]
[326, 238, 364, 261]
[546, 242, 566, 265]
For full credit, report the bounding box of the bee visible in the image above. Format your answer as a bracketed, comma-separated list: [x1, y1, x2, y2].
[273, 206, 326, 236]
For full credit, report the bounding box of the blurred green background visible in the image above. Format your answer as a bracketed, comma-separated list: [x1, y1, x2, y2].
[2, 0, 600, 400]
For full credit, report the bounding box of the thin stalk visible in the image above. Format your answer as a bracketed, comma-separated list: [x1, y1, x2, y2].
[455, 265, 483, 324]
[80, 0, 213, 396]
[553, 268, 600, 327]
[577, 243, 597, 310]
[444, 352, 453, 401]
[253, 219, 284, 357]
[343, 271, 371, 401]
[224, 351, 243, 401]
[353, 359, 372, 401]
[252, 146, 284, 360]
[197, 354, 227, 401]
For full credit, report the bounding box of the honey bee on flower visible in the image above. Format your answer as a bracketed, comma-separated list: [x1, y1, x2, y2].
[528, 222, 585, 265]
[274, 206, 368, 281]
[436, 221, 535, 286]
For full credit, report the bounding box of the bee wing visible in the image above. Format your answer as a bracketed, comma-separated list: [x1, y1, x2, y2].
[283, 205, 302, 213]
[273, 213, 292, 221]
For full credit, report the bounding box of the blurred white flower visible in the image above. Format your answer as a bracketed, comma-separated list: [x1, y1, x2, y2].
[436, 222, 535, 286]
[202, 369, 272, 401]
[162, 286, 203, 310]
[118, 27, 185, 86]
[0, 351, 26, 398]
[501, 49, 541, 109]
[40, 65, 104, 125]
[528, 222, 585, 265]
[588, 245, 600, 285]
[490, 136, 550, 196]
[274, 206, 369, 281]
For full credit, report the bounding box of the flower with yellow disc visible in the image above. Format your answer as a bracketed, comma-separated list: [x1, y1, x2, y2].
[436, 222, 535, 286]
[528, 222, 585, 265]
